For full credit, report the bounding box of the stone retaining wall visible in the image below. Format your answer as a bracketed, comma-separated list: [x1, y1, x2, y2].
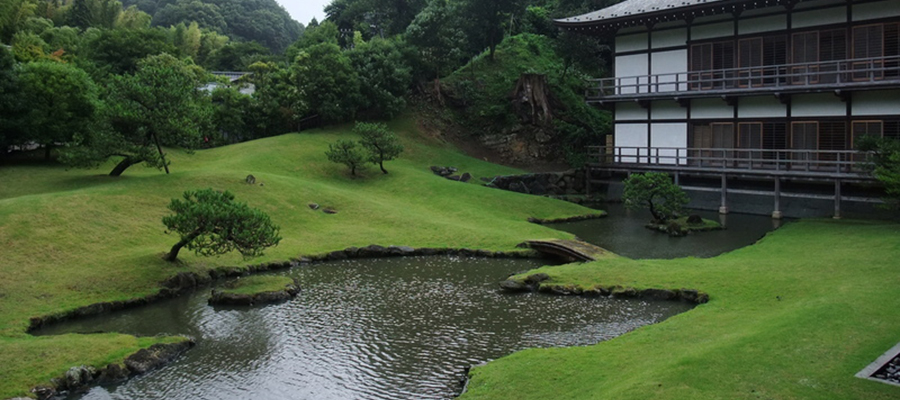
[486, 169, 587, 196]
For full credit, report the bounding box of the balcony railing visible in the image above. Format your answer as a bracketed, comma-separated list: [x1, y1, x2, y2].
[587, 146, 875, 178]
[588, 55, 900, 100]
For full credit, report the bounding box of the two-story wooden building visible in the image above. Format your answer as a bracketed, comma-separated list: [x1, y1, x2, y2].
[556, 0, 898, 217]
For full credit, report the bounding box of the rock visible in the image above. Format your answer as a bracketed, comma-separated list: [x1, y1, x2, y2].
[524, 273, 550, 285]
[97, 363, 130, 384]
[125, 341, 193, 375]
[31, 385, 56, 400]
[308, 203, 319, 210]
[430, 166, 443, 174]
[641, 288, 678, 300]
[460, 172, 472, 182]
[358, 244, 387, 257]
[245, 174, 256, 184]
[499, 280, 532, 292]
[611, 286, 638, 298]
[687, 214, 703, 224]
[64, 365, 97, 390]
[327, 250, 348, 260]
[447, 175, 461, 181]
[323, 208, 338, 214]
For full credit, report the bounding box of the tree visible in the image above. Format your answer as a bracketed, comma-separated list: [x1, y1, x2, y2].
[62, 53, 211, 176]
[856, 135, 900, 209]
[0, 46, 24, 158]
[290, 43, 361, 123]
[623, 172, 689, 223]
[17, 60, 99, 159]
[348, 37, 412, 118]
[326, 139, 367, 176]
[405, 0, 466, 98]
[460, 0, 522, 59]
[355, 122, 403, 174]
[162, 188, 281, 262]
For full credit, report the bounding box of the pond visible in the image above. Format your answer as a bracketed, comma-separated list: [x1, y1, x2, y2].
[546, 203, 785, 259]
[39, 256, 693, 400]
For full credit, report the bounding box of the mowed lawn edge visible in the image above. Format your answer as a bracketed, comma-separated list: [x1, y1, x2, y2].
[462, 219, 900, 400]
[0, 117, 600, 399]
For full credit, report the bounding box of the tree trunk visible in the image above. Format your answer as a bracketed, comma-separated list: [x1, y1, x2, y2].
[164, 232, 199, 262]
[109, 157, 138, 176]
[379, 160, 387, 174]
[44, 144, 52, 160]
[511, 74, 552, 125]
[152, 132, 170, 174]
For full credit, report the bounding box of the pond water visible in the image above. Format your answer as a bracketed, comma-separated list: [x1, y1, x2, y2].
[39, 256, 693, 400]
[547, 203, 785, 259]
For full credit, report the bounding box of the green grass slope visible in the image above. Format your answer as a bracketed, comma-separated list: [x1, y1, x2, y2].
[0, 116, 598, 398]
[463, 219, 900, 400]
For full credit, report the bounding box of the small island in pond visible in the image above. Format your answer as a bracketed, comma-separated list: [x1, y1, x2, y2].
[208, 276, 300, 306]
[646, 214, 723, 237]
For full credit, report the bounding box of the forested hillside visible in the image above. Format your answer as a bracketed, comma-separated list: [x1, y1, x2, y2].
[0, 0, 619, 169]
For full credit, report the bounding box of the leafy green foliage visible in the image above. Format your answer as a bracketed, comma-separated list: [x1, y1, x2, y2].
[290, 43, 361, 122]
[348, 37, 412, 118]
[61, 53, 212, 176]
[623, 172, 689, 223]
[17, 60, 99, 157]
[0, 47, 24, 156]
[856, 135, 900, 209]
[162, 188, 281, 261]
[405, 0, 466, 80]
[82, 27, 178, 75]
[326, 139, 367, 176]
[152, 0, 228, 34]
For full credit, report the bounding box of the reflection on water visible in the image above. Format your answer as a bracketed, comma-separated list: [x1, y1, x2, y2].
[547, 203, 785, 259]
[38, 257, 693, 400]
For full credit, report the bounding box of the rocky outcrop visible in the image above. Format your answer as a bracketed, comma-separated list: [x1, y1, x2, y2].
[486, 169, 587, 196]
[499, 279, 709, 305]
[208, 279, 301, 306]
[30, 340, 193, 399]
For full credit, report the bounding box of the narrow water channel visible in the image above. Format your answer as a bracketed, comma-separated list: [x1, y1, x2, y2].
[39, 256, 693, 400]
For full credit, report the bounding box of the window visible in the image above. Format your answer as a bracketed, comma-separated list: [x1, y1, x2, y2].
[690, 123, 734, 165]
[853, 24, 885, 80]
[791, 122, 818, 163]
[690, 41, 735, 90]
[852, 120, 883, 148]
[739, 36, 787, 87]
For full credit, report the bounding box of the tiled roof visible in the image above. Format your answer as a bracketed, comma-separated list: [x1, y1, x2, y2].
[557, 0, 725, 25]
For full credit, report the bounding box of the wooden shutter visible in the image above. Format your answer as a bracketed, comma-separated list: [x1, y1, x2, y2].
[792, 32, 818, 84]
[853, 25, 884, 80]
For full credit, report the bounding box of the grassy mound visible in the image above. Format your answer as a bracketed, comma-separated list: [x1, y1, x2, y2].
[215, 275, 295, 296]
[462, 219, 900, 400]
[0, 115, 598, 398]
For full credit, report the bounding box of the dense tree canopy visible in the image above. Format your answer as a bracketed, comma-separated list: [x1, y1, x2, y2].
[623, 172, 690, 223]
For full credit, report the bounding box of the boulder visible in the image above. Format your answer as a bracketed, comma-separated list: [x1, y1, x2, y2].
[460, 172, 472, 182]
[687, 214, 703, 224]
[499, 280, 532, 292]
[308, 203, 319, 210]
[641, 288, 678, 300]
[125, 341, 193, 375]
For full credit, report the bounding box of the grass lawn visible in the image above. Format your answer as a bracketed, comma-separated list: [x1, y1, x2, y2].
[0, 115, 597, 398]
[462, 219, 900, 399]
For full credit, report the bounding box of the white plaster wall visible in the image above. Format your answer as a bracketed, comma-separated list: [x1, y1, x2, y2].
[651, 28, 686, 49]
[793, 7, 845, 29]
[650, 49, 687, 92]
[615, 124, 649, 163]
[691, 21, 733, 41]
[616, 101, 649, 121]
[651, 100, 687, 120]
[738, 14, 786, 35]
[853, 0, 900, 21]
[615, 54, 649, 94]
[616, 33, 648, 53]
[651, 123, 688, 165]
[852, 90, 900, 116]
[691, 98, 734, 119]
[792, 94, 846, 117]
[738, 96, 787, 118]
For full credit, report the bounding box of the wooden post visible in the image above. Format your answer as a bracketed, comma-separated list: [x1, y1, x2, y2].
[772, 177, 783, 219]
[585, 166, 591, 197]
[834, 179, 842, 219]
[719, 174, 729, 214]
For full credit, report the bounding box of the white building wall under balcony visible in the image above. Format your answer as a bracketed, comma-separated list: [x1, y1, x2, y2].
[650, 50, 687, 93]
[738, 14, 785, 35]
[615, 102, 648, 121]
[853, 0, 900, 22]
[738, 97, 787, 118]
[793, 7, 845, 29]
[651, 123, 688, 165]
[651, 28, 686, 49]
[615, 54, 648, 94]
[651, 100, 686, 120]
[615, 123, 648, 163]
[792, 94, 846, 117]
[616, 32, 647, 53]
[691, 98, 734, 119]
[852, 90, 900, 116]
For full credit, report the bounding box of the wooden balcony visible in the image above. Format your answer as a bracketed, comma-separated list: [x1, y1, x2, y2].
[588, 56, 900, 104]
[586, 146, 877, 182]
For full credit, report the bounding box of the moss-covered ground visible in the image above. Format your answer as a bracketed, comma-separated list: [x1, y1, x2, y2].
[462, 219, 900, 400]
[0, 115, 596, 398]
